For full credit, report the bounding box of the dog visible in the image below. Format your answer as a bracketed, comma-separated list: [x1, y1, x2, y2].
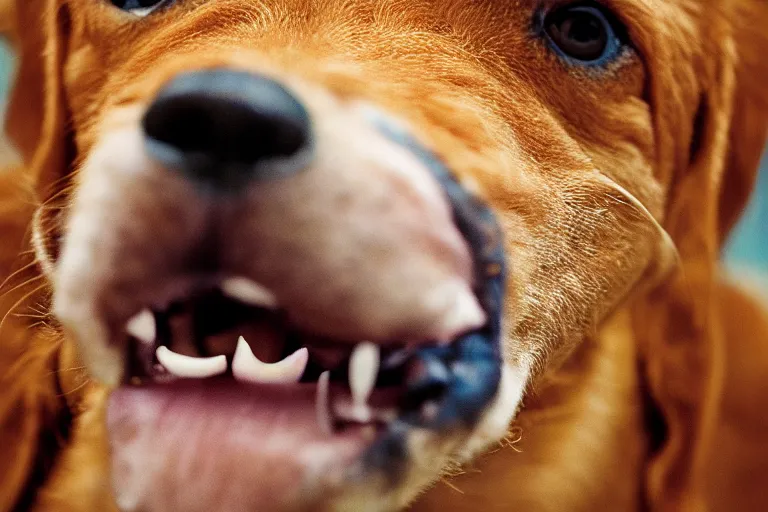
[0, 0, 767, 510]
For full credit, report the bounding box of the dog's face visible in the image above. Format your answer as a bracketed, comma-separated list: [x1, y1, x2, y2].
[8, 0, 760, 510]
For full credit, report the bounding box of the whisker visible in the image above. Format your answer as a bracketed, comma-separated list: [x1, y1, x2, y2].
[439, 478, 465, 494]
[27, 303, 50, 317]
[0, 282, 49, 335]
[13, 311, 50, 320]
[38, 176, 76, 206]
[57, 378, 91, 398]
[0, 260, 39, 294]
[47, 365, 87, 377]
[593, 173, 681, 282]
[0, 274, 46, 302]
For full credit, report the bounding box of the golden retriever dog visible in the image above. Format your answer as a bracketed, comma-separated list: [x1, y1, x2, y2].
[0, 0, 767, 510]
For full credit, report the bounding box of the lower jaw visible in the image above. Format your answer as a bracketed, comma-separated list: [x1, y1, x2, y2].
[104, 363, 528, 512]
[107, 380, 368, 512]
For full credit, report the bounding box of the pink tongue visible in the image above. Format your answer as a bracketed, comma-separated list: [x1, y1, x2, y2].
[107, 381, 363, 512]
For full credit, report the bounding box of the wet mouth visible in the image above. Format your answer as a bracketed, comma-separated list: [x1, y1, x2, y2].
[121, 264, 493, 431]
[122, 280, 456, 433]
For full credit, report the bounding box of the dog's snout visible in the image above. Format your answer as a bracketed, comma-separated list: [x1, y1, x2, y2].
[142, 69, 312, 189]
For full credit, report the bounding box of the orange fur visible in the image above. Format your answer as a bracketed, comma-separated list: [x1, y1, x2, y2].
[0, 0, 766, 511]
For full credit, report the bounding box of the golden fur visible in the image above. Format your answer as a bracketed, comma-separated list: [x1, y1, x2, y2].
[0, 0, 767, 510]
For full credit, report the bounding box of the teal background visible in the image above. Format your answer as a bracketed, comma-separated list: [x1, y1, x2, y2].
[0, 41, 10, 125]
[0, 40, 764, 274]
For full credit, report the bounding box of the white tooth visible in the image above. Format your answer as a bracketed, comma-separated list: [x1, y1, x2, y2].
[347, 342, 380, 422]
[125, 309, 156, 344]
[221, 277, 278, 309]
[155, 346, 227, 379]
[232, 336, 308, 384]
[316, 371, 333, 436]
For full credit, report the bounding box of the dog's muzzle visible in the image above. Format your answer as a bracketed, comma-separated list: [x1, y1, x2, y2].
[54, 67, 509, 510]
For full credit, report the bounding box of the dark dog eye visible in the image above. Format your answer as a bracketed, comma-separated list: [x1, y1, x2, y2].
[543, 3, 625, 65]
[110, 0, 168, 16]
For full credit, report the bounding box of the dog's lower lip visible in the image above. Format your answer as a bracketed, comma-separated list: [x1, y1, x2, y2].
[107, 380, 370, 510]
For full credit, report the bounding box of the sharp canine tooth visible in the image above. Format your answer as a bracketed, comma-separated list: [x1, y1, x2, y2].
[221, 277, 278, 309]
[232, 336, 308, 384]
[348, 342, 380, 422]
[155, 346, 227, 378]
[316, 371, 333, 435]
[125, 309, 156, 344]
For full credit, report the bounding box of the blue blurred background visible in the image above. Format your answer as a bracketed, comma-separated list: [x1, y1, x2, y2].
[0, 40, 764, 275]
[0, 41, 12, 161]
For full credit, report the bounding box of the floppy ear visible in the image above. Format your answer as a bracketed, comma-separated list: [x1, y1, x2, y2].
[0, 0, 14, 37]
[634, 1, 768, 511]
[718, 0, 768, 239]
[3, 0, 72, 197]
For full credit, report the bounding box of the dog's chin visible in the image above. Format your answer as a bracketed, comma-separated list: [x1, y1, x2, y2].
[106, 363, 528, 512]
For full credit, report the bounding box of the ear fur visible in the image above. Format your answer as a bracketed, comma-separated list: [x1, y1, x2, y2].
[4, 0, 72, 197]
[0, 3, 77, 509]
[0, 1, 14, 37]
[718, 0, 768, 239]
[634, 1, 768, 511]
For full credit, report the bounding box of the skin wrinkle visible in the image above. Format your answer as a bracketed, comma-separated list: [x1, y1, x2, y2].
[0, 0, 765, 511]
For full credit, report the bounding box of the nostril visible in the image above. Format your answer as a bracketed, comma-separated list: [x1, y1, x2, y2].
[144, 99, 216, 155]
[142, 69, 313, 188]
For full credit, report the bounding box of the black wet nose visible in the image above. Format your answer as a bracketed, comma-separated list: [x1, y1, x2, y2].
[142, 69, 312, 189]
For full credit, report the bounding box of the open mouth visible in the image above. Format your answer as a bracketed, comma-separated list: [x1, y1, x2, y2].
[123, 281, 446, 432]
